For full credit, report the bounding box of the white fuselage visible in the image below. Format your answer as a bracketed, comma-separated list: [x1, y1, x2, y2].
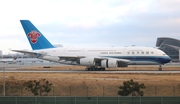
[32, 46, 171, 65]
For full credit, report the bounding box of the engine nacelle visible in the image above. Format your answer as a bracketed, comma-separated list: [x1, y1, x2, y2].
[101, 59, 118, 68]
[79, 58, 95, 66]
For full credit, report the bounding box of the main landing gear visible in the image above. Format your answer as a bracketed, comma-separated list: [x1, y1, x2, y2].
[158, 65, 162, 71]
[85, 66, 105, 71]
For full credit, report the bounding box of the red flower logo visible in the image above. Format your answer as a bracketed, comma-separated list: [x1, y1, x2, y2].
[27, 31, 41, 44]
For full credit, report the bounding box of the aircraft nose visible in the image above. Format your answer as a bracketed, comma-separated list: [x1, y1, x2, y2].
[166, 56, 171, 63]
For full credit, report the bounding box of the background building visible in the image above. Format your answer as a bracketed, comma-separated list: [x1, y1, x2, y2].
[156, 37, 180, 62]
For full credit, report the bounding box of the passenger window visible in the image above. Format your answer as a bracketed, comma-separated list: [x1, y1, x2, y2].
[151, 52, 154, 54]
[132, 52, 134, 54]
[141, 52, 144, 54]
[146, 51, 149, 54]
[127, 52, 130, 54]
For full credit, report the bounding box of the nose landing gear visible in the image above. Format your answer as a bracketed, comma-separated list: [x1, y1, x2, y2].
[158, 65, 162, 71]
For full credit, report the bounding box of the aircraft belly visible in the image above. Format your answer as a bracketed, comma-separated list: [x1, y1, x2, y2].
[128, 61, 160, 65]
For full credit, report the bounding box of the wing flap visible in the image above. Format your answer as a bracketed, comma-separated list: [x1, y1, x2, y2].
[58, 56, 85, 59]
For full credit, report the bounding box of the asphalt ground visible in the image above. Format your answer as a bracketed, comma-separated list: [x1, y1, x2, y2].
[0, 62, 180, 73]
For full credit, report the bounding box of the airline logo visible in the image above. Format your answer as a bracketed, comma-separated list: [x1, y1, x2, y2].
[27, 31, 41, 44]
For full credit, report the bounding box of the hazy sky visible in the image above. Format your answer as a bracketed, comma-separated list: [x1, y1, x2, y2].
[0, 0, 180, 54]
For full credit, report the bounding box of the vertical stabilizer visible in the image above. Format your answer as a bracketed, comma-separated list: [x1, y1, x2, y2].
[20, 20, 55, 50]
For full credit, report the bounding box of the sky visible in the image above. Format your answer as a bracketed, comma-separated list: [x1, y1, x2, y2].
[0, 0, 180, 54]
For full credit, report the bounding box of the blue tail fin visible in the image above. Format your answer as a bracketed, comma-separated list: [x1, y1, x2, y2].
[20, 20, 55, 50]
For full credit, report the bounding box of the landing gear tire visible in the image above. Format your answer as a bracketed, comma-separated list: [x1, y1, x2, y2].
[158, 68, 162, 71]
[99, 68, 105, 71]
[85, 67, 105, 71]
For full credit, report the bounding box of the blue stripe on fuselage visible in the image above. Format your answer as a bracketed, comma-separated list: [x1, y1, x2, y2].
[102, 56, 171, 64]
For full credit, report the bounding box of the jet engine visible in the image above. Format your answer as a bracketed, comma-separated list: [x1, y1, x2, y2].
[101, 59, 118, 68]
[79, 58, 95, 66]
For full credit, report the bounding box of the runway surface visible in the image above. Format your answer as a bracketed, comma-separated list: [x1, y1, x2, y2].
[1, 70, 180, 74]
[0, 63, 180, 74]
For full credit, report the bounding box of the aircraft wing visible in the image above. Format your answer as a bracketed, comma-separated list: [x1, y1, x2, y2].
[59, 56, 129, 62]
[58, 56, 86, 59]
[11, 50, 46, 58]
[12, 50, 36, 55]
[12, 50, 130, 67]
[58, 56, 130, 67]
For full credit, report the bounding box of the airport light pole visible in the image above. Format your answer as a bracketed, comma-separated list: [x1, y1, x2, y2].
[3, 66, 6, 96]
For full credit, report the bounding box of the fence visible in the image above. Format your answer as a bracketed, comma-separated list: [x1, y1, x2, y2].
[0, 96, 180, 104]
[0, 85, 180, 96]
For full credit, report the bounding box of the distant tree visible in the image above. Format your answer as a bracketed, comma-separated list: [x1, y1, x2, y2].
[118, 79, 146, 96]
[24, 79, 52, 96]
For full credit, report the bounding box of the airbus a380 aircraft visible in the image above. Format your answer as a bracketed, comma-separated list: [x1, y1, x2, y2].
[12, 20, 171, 71]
